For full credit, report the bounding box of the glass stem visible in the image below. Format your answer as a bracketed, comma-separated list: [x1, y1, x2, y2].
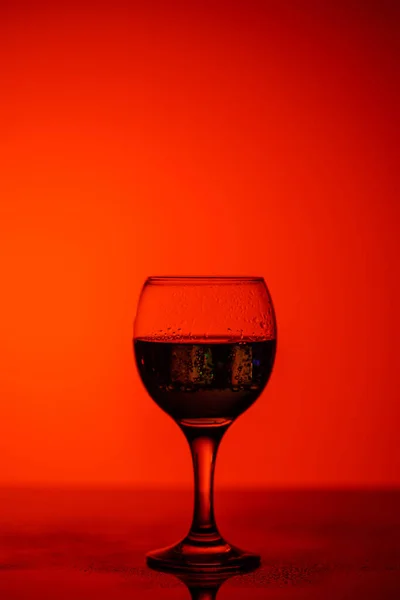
[184, 427, 226, 540]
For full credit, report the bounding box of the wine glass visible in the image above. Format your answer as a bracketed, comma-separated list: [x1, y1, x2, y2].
[133, 276, 277, 574]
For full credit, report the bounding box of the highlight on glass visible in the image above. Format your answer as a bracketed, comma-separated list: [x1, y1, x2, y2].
[133, 276, 277, 573]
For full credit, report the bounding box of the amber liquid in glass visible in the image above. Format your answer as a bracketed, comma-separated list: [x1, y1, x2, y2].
[134, 339, 276, 427]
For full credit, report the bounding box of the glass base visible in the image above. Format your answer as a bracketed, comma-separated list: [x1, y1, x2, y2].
[146, 535, 260, 575]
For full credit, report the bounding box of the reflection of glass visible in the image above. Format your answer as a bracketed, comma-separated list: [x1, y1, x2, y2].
[134, 277, 277, 573]
[170, 569, 253, 600]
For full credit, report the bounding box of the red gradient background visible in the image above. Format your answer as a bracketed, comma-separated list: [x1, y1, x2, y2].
[1, 0, 399, 488]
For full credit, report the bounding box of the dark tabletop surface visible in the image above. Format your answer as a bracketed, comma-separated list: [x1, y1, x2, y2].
[0, 488, 399, 599]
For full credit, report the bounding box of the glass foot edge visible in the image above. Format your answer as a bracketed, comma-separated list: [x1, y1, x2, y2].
[146, 541, 261, 575]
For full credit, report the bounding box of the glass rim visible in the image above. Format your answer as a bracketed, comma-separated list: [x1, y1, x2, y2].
[144, 276, 265, 285]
